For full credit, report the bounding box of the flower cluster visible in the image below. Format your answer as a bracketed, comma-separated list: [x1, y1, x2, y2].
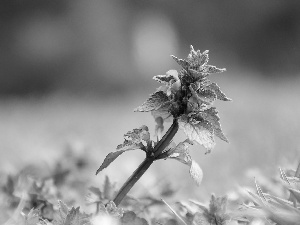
[135, 45, 231, 153]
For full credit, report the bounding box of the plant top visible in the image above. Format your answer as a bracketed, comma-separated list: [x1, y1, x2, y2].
[135, 45, 231, 153]
[97, 45, 231, 195]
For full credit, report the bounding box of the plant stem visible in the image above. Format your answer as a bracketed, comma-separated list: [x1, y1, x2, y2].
[113, 158, 153, 206]
[295, 160, 300, 178]
[113, 119, 179, 206]
[153, 119, 179, 158]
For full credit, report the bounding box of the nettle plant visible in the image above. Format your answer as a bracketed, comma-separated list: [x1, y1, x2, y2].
[96, 45, 231, 206]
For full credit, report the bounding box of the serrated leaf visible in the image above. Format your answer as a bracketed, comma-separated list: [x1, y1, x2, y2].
[53, 201, 91, 225]
[189, 83, 217, 105]
[202, 65, 226, 74]
[97, 127, 151, 175]
[117, 140, 143, 152]
[179, 115, 215, 152]
[204, 83, 231, 101]
[153, 74, 175, 84]
[199, 107, 229, 143]
[153, 70, 178, 85]
[189, 160, 203, 186]
[171, 55, 189, 69]
[187, 46, 209, 68]
[195, 195, 230, 225]
[96, 151, 127, 175]
[134, 91, 170, 112]
[188, 69, 208, 80]
[122, 126, 150, 145]
[58, 200, 69, 220]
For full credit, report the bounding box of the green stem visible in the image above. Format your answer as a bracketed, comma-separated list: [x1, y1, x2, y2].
[113, 119, 179, 206]
[295, 160, 300, 178]
[113, 158, 153, 206]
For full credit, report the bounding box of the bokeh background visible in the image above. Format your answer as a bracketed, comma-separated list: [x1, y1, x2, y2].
[1, 0, 300, 201]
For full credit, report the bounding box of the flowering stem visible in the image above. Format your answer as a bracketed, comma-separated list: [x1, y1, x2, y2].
[113, 119, 179, 206]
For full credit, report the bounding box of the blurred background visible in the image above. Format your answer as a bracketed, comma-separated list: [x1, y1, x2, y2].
[0, 0, 300, 202]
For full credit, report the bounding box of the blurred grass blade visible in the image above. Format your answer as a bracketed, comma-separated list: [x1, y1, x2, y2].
[161, 198, 188, 225]
[254, 178, 268, 203]
[279, 167, 291, 185]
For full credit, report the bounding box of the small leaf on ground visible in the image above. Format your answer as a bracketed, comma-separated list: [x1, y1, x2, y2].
[53, 201, 91, 225]
[121, 211, 149, 225]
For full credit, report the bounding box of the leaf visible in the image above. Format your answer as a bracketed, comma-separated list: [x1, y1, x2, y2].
[192, 195, 229, 225]
[134, 91, 170, 112]
[199, 107, 229, 143]
[65, 207, 91, 225]
[202, 65, 226, 75]
[120, 125, 151, 147]
[53, 201, 91, 225]
[204, 83, 231, 101]
[179, 115, 215, 152]
[171, 55, 189, 69]
[193, 212, 210, 225]
[189, 160, 203, 186]
[151, 104, 172, 123]
[187, 46, 209, 68]
[188, 69, 208, 80]
[96, 126, 151, 175]
[98, 201, 124, 218]
[209, 195, 228, 215]
[189, 83, 217, 105]
[165, 141, 203, 186]
[153, 70, 178, 85]
[168, 141, 192, 165]
[103, 176, 117, 201]
[64, 207, 79, 225]
[121, 211, 149, 225]
[153, 74, 175, 84]
[58, 200, 69, 221]
[96, 151, 127, 175]
[21, 208, 40, 225]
